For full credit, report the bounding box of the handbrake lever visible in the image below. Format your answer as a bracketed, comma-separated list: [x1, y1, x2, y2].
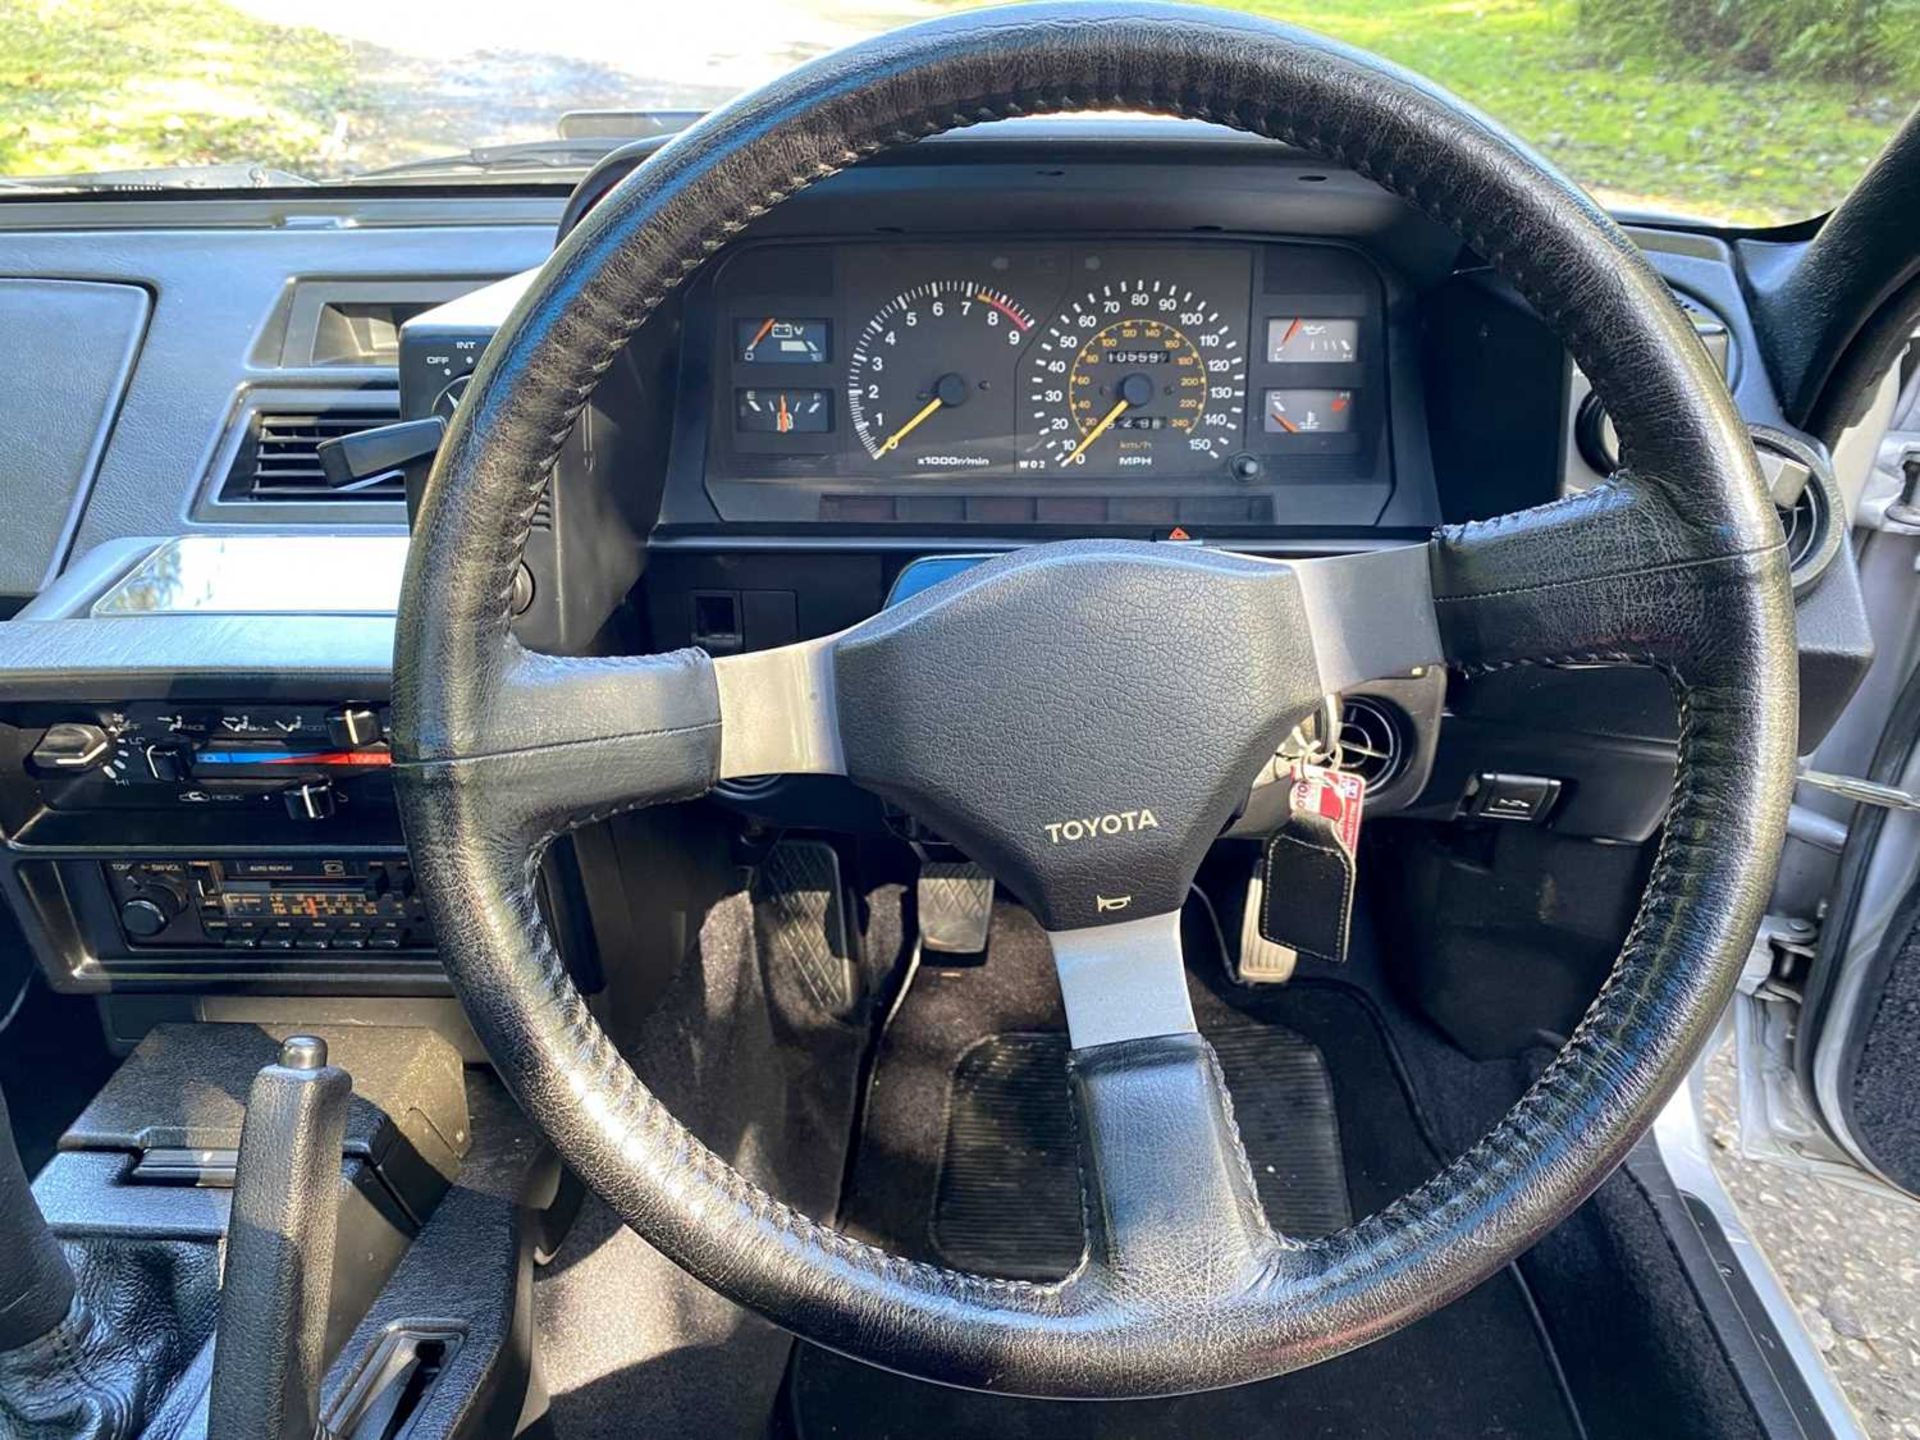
[207, 1036, 353, 1440]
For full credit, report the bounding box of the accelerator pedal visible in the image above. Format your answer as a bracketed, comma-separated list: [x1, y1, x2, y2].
[1236, 855, 1299, 985]
[917, 861, 996, 958]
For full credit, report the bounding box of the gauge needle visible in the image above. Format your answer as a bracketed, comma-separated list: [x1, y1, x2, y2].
[777, 392, 792, 433]
[1061, 398, 1129, 466]
[745, 316, 777, 356]
[1271, 410, 1300, 434]
[876, 395, 945, 457]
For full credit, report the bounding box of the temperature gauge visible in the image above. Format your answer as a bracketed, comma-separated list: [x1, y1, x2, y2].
[1266, 317, 1359, 364]
[737, 388, 833, 435]
[1263, 389, 1354, 434]
[738, 317, 829, 364]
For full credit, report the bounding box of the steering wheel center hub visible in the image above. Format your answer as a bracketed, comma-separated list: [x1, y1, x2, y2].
[835, 541, 1321, 929]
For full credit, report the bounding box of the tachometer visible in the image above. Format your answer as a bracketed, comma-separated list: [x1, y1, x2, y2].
[846, 281, 1034, 470]
[1024, 281, 1245, 472]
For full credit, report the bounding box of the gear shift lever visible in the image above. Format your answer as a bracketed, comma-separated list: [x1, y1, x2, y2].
[0, 1084, 76, 1352]
[207, 1035, 352, 1440]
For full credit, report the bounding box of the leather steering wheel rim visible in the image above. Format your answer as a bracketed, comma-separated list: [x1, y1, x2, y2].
[392, 1, 1796, 1399]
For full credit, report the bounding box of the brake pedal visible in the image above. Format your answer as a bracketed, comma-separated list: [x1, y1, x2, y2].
[917, 861, 995, 957]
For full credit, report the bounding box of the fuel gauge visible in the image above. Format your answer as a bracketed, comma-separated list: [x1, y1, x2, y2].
[737, 388, 833, 435]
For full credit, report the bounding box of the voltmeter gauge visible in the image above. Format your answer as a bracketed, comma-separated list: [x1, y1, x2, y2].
[738, 318, 829, 364]
[736, 388, 832, 435]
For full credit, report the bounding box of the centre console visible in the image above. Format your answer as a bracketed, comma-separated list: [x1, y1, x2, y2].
[0, 536, 445, 1001]
[0, 689, 438, 991]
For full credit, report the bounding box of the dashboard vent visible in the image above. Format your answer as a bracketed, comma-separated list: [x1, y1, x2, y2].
[1779, 484, 1826, 574]
[227, 405, 403, 501]
[1338, 697, 1407, 788]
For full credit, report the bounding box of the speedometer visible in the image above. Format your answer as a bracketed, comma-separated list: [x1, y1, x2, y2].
[1025, 281, 1245, 472]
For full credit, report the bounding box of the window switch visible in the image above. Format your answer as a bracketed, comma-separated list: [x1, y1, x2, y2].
[1468, 773, 1562, 823]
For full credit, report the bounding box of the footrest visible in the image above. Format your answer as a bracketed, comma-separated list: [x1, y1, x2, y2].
[917, 862, 995, 956]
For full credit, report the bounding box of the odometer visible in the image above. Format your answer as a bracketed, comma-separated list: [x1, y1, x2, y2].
[846, 281, 1034, 471]
[1025, 281, 1245, 472]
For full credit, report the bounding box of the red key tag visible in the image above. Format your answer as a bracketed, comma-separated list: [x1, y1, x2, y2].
[1256, 760, 1366, 965]
[1289, 761, 1366, 853]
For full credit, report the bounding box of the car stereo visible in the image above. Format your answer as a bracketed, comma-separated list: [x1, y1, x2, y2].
[103, 856, 432, 953]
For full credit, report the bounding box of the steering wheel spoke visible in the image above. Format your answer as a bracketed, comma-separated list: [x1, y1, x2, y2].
[1287, 543, 1445, 696]
[1046, 911, 1276, 1297]
[393, 640, 722, 845]
[1431, 473, 1788, 680]
[1071, 1031, 1276, 1299]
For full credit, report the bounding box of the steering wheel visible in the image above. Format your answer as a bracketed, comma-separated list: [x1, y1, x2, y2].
[392, 1, 1795, 1399]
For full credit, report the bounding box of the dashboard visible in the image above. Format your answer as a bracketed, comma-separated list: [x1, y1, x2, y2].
[697, 238, 1390, 528]
[0, 118, 1881, 1020]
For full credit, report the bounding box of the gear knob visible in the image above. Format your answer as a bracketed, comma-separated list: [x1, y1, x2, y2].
[0, 1083, 76, 1352]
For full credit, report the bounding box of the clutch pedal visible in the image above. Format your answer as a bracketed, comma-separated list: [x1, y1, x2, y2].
[751, 839, 859, 1019]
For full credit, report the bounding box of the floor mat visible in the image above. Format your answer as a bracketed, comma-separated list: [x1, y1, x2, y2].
[534, 887, 867, 1440]
[932, 1025, 1348, 1277]
[795, 903, 1582, 1440]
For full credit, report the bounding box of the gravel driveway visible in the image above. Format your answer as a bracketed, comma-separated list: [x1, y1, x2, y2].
[230, 1, 938, 171]
[1705, 1047, 1920, 1438]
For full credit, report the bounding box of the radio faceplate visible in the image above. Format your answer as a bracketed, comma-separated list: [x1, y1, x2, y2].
[104, 856, 432, 953]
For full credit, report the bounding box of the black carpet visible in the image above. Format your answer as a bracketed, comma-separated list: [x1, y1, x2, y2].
[534, 886, 870, 1440]
[791, 903, 1582, 1440]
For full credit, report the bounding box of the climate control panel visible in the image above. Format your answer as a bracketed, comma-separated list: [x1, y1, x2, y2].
[27, 701, 390, 819]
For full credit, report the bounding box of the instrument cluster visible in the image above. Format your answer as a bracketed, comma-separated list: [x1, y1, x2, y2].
[695, 238, 1390, 528]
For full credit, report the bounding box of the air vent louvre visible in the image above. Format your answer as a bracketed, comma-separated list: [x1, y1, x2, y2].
[229, 406, 403, 501]
[1338, 697, 1407, 788]
[1778, 483, 1826, 574]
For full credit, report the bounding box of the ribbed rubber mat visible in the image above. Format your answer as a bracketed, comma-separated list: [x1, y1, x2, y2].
[931, 1024, 1350, 1278]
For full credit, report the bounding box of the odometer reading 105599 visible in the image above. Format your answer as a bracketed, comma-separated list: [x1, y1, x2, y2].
[1024, 280, 1245, 473]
